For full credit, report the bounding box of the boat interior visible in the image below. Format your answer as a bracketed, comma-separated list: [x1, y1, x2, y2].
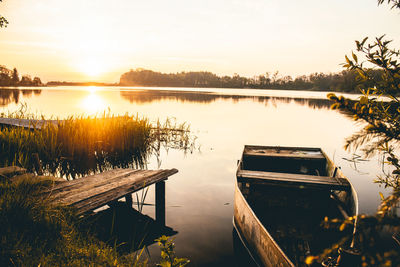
[238, 146, 355, 266]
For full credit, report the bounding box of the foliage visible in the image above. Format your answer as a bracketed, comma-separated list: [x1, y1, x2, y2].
[0, 108, 195, 179]
[315, 1, 400, 266]
[155, 236, 190, 267]
[119, 68, 375, 92]
[329, 34, 400, 181]
[377, 0, 400, 9]
[0, 0, 7, 28]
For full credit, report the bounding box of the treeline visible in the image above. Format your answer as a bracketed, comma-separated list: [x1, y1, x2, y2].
[47, 81, 117, 86]
[0, 65, 42, 86]
[120, 68, 384, 92]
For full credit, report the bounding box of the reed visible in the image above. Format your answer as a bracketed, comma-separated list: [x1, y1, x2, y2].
[0, 112, 194, 179]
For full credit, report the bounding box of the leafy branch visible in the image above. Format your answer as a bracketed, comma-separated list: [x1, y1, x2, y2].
[0, 0, 8, 28]
[155, 236, 190, 267]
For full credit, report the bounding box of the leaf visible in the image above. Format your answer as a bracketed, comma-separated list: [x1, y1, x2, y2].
[305, 256, 317, 265]
[352, 52, 358, 63]
[379, 192, 384, 200]
[361, 37, 368, 46]
[345, 55, 351, 64]
[360, 96, 368, 105]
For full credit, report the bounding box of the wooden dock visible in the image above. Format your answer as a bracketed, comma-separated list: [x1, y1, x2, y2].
[1, 166, 178, 224]
[0, 117, 58, 129]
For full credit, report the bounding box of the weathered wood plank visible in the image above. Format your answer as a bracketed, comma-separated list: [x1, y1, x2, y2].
[9, 173, 65, 184]
[46, 169, 145, 198]
[71, 169, 177, 215]
[0, 117, 58, 129]
[244, 145, 322, 152]
[55, 170, 162, 204]
[47, 168, 178, 215]
[51, 170, 149, 202]
[244, 150, 325, 160]
[243, 145, 325, 160]
[0, 166, 26, 178]
[237, 169, 350, 191]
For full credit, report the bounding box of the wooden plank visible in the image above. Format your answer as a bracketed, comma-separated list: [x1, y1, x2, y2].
[238, 170, 347, 183]
[8, 173, 65, 184]
[0, 166, 26, 178]
[243, 145, 324, 160]
[46, 169, 145, 197]
[55, 170, 163, 204]
[243, 149, 325, 160]
[72, 169, 177, 214]
[61, 169, 177, 215]
[244, 145, 322, 152]
[54, 171, 149, 200]
[69, 169, 176, 207]
[0, 117, 58, 129]
[237, 169, 350, 191]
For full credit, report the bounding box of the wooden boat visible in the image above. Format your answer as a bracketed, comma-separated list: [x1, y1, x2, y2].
[233, 145, 358, 267]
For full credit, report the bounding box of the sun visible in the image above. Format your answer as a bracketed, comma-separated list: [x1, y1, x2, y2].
[77, 58, 107, 78]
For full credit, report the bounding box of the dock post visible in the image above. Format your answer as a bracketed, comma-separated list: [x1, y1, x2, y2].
[155, 180, 166, 226]
[125, 193, 133, 208]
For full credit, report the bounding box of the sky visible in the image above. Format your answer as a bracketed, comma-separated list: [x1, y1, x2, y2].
[0, 0, 400, 83]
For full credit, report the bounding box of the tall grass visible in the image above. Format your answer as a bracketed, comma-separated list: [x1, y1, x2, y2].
[0, 112, 194, 179]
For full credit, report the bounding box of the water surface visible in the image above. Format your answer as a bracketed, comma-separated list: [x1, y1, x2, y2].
[0, 86, 387, 266]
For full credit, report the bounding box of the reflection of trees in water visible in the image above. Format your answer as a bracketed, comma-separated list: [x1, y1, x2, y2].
[0, 88, 42, 106]
[120, 90, 331, 109]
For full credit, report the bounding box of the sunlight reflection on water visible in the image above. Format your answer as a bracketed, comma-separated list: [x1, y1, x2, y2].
[80, 91, 106, 114]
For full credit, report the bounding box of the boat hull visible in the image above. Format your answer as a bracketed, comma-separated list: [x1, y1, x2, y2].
[234, 180, 294, 267]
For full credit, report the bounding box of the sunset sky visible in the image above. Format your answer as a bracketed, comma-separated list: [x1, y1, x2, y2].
[1, 0, 399, 83]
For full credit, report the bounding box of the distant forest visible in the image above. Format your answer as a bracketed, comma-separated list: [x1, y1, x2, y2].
[0, 64, 385, 93]
[46, 81, 116, 86]
[120, 68, 384, 92]
[0, 65, 43, 86]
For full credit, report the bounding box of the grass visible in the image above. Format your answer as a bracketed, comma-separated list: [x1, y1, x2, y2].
[0, 174, 133, 266]
[0, 109, 195, 179]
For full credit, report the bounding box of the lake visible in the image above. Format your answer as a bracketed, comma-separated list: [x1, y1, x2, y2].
[0, 86, 388, 266]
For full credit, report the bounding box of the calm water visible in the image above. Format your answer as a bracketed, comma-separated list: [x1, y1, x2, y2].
[0, 86, 389, 266]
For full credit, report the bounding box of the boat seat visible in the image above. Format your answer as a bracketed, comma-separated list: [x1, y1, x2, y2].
[237, 169, 350, 191]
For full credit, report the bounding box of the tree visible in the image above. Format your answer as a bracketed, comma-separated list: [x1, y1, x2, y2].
[312, 1, 400, 266]
[19, 75, 32, 86]
[32, 77, 42, 86]
[12, 68, 19, 84]
[0, 0, 8, 28]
